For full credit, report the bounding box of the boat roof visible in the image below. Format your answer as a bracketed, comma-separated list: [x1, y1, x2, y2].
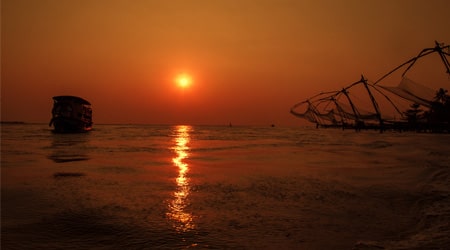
[53, 96, 91, 105]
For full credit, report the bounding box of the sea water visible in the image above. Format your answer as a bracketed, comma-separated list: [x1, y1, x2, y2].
[1, 124, 449, 249]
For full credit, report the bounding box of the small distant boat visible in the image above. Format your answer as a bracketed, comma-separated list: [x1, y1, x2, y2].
[49, 96, 93, 133]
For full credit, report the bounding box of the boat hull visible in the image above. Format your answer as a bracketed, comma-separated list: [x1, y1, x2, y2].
[51, 117, 92, 133]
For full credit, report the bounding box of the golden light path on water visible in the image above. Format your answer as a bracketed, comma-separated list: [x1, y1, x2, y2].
[167, 125, 195, 232]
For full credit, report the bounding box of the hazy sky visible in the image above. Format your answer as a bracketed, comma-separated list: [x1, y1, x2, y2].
[2, 0, 450, 126]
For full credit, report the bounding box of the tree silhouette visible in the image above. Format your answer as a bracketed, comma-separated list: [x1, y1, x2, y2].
[434, 88, 449, 103]
[404, 103, 422, 125]
[426, 88, 450, 132]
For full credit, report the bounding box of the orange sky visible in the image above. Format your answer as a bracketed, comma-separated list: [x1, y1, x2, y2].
[2, 0, 450, 126]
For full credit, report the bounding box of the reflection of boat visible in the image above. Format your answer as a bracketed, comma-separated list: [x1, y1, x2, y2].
[48, 133, 91, 163]
[49, 96, 93, 133]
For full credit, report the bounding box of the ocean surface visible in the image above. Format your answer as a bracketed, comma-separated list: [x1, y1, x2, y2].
[2, 124, 450, 249]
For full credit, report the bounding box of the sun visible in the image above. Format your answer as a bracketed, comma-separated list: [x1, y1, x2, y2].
[175, 74, 192, 89]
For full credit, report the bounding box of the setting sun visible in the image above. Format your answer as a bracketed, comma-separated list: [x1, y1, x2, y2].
[175, 74, 192, 89]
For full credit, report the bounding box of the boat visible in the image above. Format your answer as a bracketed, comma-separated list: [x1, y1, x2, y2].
[49, 95, 93, 133]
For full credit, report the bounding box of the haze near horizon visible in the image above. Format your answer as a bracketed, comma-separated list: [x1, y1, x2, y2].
[2, 0, 450, 126]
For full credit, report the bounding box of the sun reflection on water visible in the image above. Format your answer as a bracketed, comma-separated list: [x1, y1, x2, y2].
[167, 125, 194, 232]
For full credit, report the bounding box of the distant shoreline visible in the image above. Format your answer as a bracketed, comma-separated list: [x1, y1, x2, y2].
[0, 122, 304, 128]
[1, 121, 26, 124]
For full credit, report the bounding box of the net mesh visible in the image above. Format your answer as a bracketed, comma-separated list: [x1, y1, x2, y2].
[379, 77, 435, 107]
[290, 42, 450, 130]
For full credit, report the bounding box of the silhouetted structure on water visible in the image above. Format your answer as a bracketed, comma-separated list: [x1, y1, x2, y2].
[291, 41, 450, 133]
[49, 96, 93, 133]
